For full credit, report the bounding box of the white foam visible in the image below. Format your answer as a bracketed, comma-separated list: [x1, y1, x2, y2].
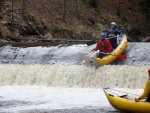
[0, 64, 149, 88]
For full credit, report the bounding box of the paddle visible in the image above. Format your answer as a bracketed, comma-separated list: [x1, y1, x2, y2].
[105, 36, 117, 40]
[89, 51, 97, 57]
[99, 52, 127, 60]
[116, 54, 127, 60]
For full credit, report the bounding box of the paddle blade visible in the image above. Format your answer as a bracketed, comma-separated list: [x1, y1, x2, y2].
[117, 54, 127, 60]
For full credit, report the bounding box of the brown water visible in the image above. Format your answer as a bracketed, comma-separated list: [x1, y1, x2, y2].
[0, 42, 61, 47]
[0, 41, 89, 47]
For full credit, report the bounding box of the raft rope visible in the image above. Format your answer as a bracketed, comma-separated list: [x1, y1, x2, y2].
[106, 88, 121, 97]
[105, 88, 139, 96]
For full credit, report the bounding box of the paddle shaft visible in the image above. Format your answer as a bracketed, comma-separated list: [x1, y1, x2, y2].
[99, 52, 111, 55]
[89, 51, 96, 57]
[105, 36, 117, 40]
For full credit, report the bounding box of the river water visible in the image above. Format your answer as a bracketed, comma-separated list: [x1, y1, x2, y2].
[0, 43, 150, 113]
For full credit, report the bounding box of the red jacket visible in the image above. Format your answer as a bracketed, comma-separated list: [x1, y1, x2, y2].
[93, 39, 112, 53]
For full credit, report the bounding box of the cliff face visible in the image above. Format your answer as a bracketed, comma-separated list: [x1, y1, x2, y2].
[0, 0, 148, 44]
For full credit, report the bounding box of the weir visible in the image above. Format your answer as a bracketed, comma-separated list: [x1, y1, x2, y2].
[0, 43, 150, 66]
[0, 45, 88, 65]
[0, 64, 148, 88]
[0, 42, 150, 88]
[0, 43, 150, 113]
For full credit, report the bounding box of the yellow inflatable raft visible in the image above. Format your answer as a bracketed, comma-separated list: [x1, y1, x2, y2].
[84, 34, 128, 67]
[103, 88, 150, 113]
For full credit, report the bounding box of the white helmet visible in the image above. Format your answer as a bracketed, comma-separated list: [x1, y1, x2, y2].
[111, 22, 116, 25]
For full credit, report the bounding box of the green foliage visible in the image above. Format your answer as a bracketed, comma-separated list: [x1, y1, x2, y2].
[120, 0, 124, 4]
[0, 11, 2, 20]
[122, 16, 127, 23]
[85, 0, 101, 15]
[140, 0, 150, 15]
[95, 8, 101, 15]
[89, 0, 97, 8]
[25, 13, 37, 25]
[140, 0, 150, 33]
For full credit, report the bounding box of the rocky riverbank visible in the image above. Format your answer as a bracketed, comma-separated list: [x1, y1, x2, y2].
[0, 0, 149, 45]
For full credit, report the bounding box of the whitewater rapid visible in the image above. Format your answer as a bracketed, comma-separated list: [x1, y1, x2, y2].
[0, 64, 149, 113]
[0, 64, 149, 88]
[0, 42, 150, 113]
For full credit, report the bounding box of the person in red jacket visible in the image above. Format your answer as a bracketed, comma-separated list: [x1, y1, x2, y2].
[135, 68, 150, 102]
[92, 33, 112, 58]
